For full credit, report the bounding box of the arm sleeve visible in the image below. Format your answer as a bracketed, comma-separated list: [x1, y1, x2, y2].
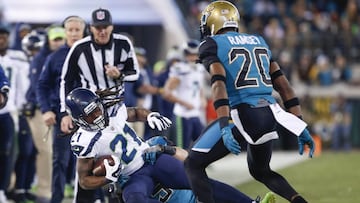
[199, 38, 220, 72]
[59, 46, 81, 114]
[121, 38, 139, 82]
[37, 54, 54, 113]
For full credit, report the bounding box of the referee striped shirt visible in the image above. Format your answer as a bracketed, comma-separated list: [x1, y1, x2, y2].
[59, 33, 139, 114]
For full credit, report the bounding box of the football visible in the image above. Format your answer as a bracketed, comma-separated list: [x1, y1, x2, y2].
[92, 155, 115, 176]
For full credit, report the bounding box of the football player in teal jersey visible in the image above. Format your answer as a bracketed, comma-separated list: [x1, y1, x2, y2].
[184, 1, 315, 203]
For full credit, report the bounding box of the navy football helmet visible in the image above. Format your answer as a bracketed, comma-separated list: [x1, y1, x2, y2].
[21, 29, 45, 56]
[183, 39, 200, 55]
[65, 87, 109, 131]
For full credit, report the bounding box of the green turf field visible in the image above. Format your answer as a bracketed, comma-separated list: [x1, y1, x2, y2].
[236, 150, 360, 203]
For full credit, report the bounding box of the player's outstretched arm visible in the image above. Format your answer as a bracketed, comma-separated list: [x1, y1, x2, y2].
[127, 107, 172, 131]
[209, 62, 241, 155]
[270, 61, 315, 157]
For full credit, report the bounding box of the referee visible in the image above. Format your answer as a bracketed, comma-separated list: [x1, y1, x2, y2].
[59, 8, 139, 134]
[58, 8, 139, 203]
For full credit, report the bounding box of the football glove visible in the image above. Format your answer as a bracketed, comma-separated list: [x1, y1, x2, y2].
[221, 126, 241, 155]
[147, 112, 172, 131]
[104, 155, 122, 182]
[142, 145, 162, 165]
[107, 174, 130, 198]
[117, 174, 129, 188]
[298, 128, 315, 158]
[146, 135, 169, 147]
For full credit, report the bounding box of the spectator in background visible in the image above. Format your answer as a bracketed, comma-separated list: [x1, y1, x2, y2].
[24, 25, 66, 203]
[10, 23, 31, 51]
[330, 94, 352, 151]
[0, 64, 9, 203]
[152, 46, 181, 141]
[8, 28, 45, 203]
[125, 47, 160, 140]
[154, 45, 182, 120]
[37, 16, 86, 203]
[309, 54, 333, 86]
[21, 29, 46, 61]
[333, 53, 352, 83]
[0, 25, 29, 203]
[263, 17, 285, 53]
[0, 65, 9, 109]
[162, 40, 206, 149]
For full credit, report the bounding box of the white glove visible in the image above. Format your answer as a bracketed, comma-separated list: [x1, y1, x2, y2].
[147, 112, 172, 131]
[104, 155, 122, 182]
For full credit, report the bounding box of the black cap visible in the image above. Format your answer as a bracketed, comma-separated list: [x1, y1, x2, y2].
[91, 8, 112, 26]
[0, 24, 10, 34]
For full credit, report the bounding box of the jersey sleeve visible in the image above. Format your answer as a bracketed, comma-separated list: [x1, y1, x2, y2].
[70, 130, 99, 158]
[0, 65, 9, 89]
[168, 62, 184, 78]
[120, 35, 140, 82]
[199, 37, 220, 72]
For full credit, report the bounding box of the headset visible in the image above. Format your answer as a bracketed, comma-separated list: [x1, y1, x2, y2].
[62, 15, 89, 37]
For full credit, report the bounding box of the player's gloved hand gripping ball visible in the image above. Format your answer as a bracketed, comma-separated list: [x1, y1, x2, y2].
[298, 128, 315, 158]
[103, 155, 123, 182]
[147, 112, 172, 131]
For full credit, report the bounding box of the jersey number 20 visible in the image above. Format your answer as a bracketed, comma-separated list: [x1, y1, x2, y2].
[229, 48, 272, 89]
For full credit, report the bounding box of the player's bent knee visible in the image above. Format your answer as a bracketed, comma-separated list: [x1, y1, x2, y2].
[185, 152, 209, 170]
[249, 166, 269, 182]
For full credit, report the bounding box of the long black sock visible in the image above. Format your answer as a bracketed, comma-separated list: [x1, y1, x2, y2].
[291, 195, 308, 203]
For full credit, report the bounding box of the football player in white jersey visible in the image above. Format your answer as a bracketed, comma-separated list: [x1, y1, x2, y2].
[0, 25, 30, 203]
[162, 40, 207, 149]
[66, 87, 273, 203]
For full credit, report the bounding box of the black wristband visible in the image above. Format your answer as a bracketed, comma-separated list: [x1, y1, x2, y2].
[270, 69, 283, 81]
[283, 97, 300, 109]
[210, 74, 226, 85]
[218, 116, 229, 129]
[213, 99, 229, 110]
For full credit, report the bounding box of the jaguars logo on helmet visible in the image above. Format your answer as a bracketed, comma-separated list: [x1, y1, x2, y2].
[200, 1, 240, 39]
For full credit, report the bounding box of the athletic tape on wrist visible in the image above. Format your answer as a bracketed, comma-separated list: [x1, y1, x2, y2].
[283, 97, 300, 109]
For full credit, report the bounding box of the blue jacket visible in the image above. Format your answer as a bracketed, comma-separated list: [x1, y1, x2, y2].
[26, 43, 52, 105]
[37, 44, 70, 113]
